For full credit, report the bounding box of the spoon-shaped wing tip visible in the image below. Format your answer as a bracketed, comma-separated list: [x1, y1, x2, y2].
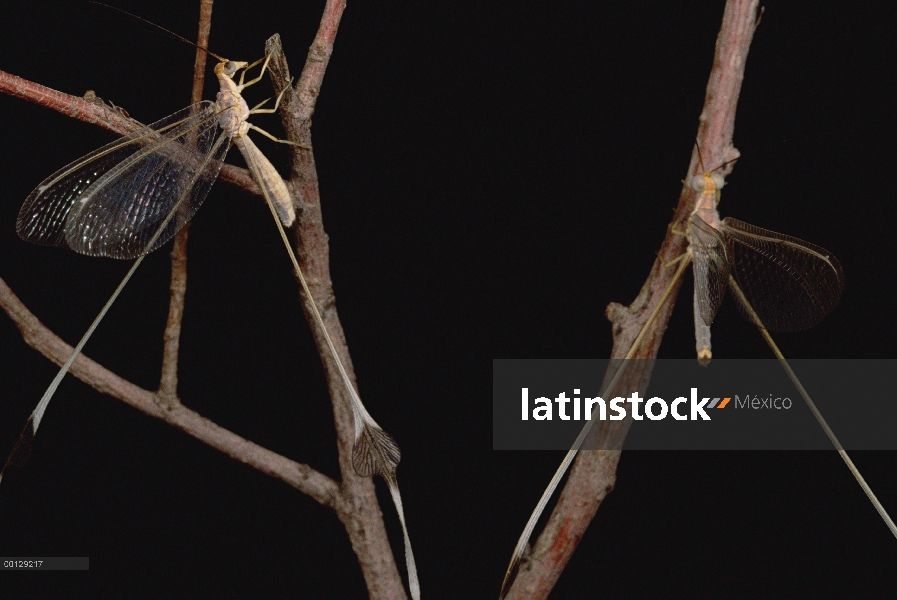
[351, 423, 401, 477]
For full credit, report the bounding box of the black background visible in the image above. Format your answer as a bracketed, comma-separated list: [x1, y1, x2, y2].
[1, 1, 895, 597]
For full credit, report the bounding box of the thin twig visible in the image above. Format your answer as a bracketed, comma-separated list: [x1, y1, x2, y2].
[0, 276, 339, 507]
[502, 1, 761, 598]
[189, 0, 215, 106]
[158, 0, 215, 403]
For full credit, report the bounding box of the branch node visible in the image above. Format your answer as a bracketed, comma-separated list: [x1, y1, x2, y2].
[153, 392, 182, 412]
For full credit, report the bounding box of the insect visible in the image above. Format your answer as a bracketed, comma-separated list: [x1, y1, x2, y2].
[685, 167, 844, 365]
[4, 54, 302, 480]
[500, 155, 895, 598]
[2, 30, 419, 600]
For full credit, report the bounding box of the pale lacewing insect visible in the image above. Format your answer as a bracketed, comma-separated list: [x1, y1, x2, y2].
[17, 58, 294, 259]
[4, 46, 419, 600]
[5, 56, 298, 468]
[500, 158, 895, 598]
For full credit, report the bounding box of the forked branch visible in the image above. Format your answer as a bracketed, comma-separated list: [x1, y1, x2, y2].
[0, 1, 410, 598]
[501, 1, 762, 598]
[0, 277, 339, 506]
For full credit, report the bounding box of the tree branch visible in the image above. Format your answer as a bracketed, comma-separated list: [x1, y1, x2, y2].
[1, 2, 408, 596]
[502, 1, 762, 597]
[262, 1, 411, 595]
[0, 68, 258, 195]
[0, 275, 339, 508]
[158, 0, 216, 404]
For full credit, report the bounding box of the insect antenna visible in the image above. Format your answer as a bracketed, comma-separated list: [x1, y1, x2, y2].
[693, 138, 740, 176]
[694, 136, 707, 172]
[710, 155, 739, 174]
[89, 2, 226, 61]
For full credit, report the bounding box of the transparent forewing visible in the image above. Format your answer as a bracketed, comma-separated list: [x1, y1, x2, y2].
[689, 214, 731, 327]
[17, 102, 214, 250]
[17, 101, 232, 259]
[721, 217, 845, 331]
[64, 102, 233, 258]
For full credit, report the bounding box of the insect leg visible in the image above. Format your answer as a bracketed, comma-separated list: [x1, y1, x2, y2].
[249, 97, 272, 112]
[239, 54, 272, 88]
[247, 123, 310, 150]
[250, 80, 293, 114]
[659, 251, 689, 269]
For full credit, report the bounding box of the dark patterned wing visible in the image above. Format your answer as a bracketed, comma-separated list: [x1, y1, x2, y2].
[17, 100, 232, 259]
[721, 217, 845, 331]
[352, 423, 401, 477]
